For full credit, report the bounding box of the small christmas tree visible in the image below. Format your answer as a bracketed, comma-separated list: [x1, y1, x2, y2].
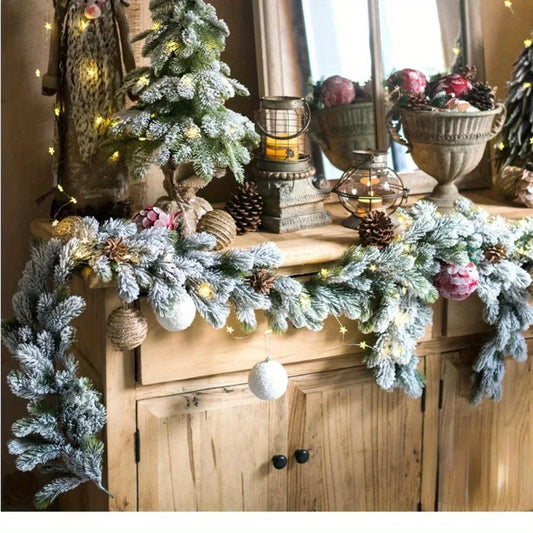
[496, 36, 533, 170]
[106, 0, 259, 231]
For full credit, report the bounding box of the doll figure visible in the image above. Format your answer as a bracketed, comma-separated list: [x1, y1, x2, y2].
[42, 0, 139, 219]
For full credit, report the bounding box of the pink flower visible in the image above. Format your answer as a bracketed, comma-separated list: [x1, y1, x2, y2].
[432, 74, 472, 98]
[134, 206, 181, 231]
[433, 262, 479, 301]
[321, 76, 356, 107]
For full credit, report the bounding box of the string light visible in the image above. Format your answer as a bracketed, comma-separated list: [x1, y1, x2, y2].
[339, 325, 348, 335]
[319, 268, 330, 279]
[368, 264, 377, 272]
[300, 294, 311, 309]
[185, 125, 201, 139]
[530, 136, 533, 145]
[52, 220, 59, 227]
[80, 20, 90, 32]
[110, 151, 120, 162]
[45, 22, 52, 31]
[197, 282, 215, 299]
[525, 39, 533, 48]
[452, 47, 461, 56]
[54, 106, 61, 117]
[57, 184, 64, 193]
[504, 0, 513, 8]
[498, 142, 505, 150]
[152, 22, 162, 31]
[524, 82, 532, 89]
[70, 197, 78, 204]
[166, 41, 180, 52]
[35, 69, 41, 78]
[359, 341, 367, 350]
[226, 326, 234, 334]
[48, 146, 55, 155]
[138, 75, 150, 86]
[94, 115, 105, 127]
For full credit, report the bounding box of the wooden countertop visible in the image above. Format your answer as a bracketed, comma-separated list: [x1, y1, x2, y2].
[31, 188, 533, 284]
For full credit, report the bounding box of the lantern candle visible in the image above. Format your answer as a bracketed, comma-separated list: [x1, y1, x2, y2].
[360, 176, 381, 187]
[356, 195, 383, 217]
[265, 134, 300, 161]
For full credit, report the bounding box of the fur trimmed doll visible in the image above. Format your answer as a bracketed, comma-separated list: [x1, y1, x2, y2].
[42, 0, 140, 219]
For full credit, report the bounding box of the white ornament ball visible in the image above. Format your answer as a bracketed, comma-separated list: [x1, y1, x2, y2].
[155, 293, 197, 331]
[248, 358, 288, 401]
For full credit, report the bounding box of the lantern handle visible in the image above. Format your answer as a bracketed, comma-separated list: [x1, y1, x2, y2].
[386, 109, 410, 149]
[254, 100, 311, 140]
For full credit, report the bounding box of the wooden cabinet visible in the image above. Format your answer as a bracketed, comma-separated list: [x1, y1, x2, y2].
[135, 365, 423, 512]
[41, 195, 532, 512]
[437, 348, 533, 511]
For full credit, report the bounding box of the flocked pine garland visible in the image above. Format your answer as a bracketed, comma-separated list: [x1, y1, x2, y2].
[2, 198, 532, 508]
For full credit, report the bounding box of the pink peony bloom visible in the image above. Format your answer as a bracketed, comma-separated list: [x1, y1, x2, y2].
[433, 262, 479, 301]
[134, 206, 181, 231]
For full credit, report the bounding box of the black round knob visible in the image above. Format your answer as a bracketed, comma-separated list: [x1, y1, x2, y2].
[272, 455, 288, 469]
[294, 449, 310, 464]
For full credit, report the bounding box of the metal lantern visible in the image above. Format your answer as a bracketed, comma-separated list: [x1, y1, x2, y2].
[332, 150, 409, 229]
[252, 97, 332, 233]
[255, 96, 313, 177]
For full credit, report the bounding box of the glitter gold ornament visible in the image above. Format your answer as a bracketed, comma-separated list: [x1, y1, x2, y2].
[53, 216, 84, 242]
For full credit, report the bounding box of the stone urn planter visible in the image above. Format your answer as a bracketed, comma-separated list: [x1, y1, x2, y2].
[386, 104, 506, 209]
[310, 101, 375, 171]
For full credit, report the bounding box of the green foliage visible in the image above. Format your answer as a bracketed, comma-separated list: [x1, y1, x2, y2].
[3, 200, 532, 507]
[495, 38, 533, 170]
[104, 0, 259, 181]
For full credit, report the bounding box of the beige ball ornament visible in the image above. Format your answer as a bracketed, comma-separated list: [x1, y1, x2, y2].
[106, 306, 148, 351]
[197, 209, 237, 250]
[248, 358, 288, 401]
[155, 293, 197, 331]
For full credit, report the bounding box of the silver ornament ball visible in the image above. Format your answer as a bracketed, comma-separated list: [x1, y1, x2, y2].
[248, 358, 288, 401]
[155, 293, 197, 331]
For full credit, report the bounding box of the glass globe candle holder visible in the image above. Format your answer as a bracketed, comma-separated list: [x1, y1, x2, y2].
[255, 96, 312, 175]
[332, 150, 409, 229]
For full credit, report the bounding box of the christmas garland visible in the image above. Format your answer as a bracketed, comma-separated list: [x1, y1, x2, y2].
[3, 199, 532, 507]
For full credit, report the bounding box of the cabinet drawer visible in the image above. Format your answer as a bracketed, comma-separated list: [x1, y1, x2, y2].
[139, 300, 367, 385]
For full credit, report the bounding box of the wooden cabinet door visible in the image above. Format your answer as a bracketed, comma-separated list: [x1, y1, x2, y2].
[286, 365, 424, 511]
[438, 348, 533, 511]
[137, 384, 288, 511]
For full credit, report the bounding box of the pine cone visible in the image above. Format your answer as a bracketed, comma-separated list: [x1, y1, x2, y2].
[456, 64, 478, 81]
[359, 211, 395, 248]
[248, 269, 276, 294]
[404, 91, 432, 110]
[104, 237, 130, 262]
[484, 244, 507, 264]
[516, 168, 533, 207]
[462, 82, 495, 111]
[225, 182, 264, 235]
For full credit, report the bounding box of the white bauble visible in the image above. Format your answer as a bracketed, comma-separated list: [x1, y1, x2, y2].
[155, 293, 196, 331]
[248, 358, 288, 401]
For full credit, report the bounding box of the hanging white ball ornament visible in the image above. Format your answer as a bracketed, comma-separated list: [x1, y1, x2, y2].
[155, 293, 197, 331]
[248, 358, 288, 401]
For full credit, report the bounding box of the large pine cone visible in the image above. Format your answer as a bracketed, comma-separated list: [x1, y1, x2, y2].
[359, 211, 395, 248]
[462, 82, 495, 111]
[248, 269, 276, 294]
[404, 91, 432, 110]
[516, 168, 533, 207]
[225, 182, 264, 235]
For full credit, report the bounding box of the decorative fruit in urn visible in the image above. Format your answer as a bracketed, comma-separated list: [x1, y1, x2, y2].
[431, 74, 473, 98]
[321, 75, 356, 107]
[387, 68, 427, 94]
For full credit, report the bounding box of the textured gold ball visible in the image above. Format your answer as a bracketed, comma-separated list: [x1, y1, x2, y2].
[197, 209, 237, 250]
[495, 166, 522, 201]
[54, 216, 84, 242]
[106, 306, 148, 351]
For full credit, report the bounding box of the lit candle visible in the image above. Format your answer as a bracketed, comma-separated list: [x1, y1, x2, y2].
[360, 175, 381, 187]
[356, 196, 383, 218]
[265, 134, 300, 161]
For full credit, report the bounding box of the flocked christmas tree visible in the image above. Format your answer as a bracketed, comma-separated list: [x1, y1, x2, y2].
[105, 0, 259, 233]
[496, 35, 533, 170]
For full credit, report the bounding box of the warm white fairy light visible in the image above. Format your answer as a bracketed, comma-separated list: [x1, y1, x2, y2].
[35, 69, 41, 78]
[110, 151, 120, 162]
[45, 22, 52, 31]
[48, 146, 55, 155]
[80, 19, 90, 32]
[525, 39, 533, 48]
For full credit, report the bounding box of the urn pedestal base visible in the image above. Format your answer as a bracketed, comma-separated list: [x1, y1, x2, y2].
[252, 164, 332, 233]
